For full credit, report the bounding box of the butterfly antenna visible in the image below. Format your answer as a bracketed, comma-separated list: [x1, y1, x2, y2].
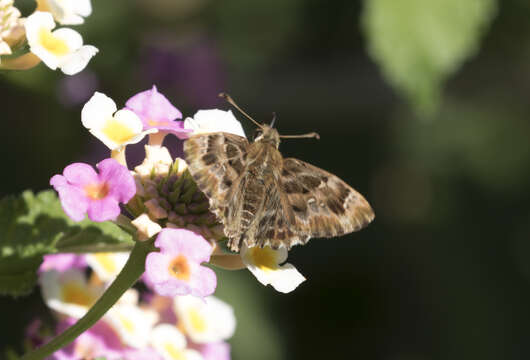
[219, 93, 263, 128]
[279, 132, 320, 140]
[270, 112, 277, 127]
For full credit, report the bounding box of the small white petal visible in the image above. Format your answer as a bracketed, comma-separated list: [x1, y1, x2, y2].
[113, 109, 144, 134]
[39, 269, 104, 318]
[184, 109, 246, 137]
[74, 0, 92, 17]
[131, 213, 162, 241]
[174, 295, 236, 344]
[51, 28, 83, 51]
[150, 324, 188, 359]
[85, 252, 129, 282]
[105, 303, 158, 348]
[25, 12, 55, 46]
[241, 244, 305, 293]
[59, 45, 98, 75]
[81, 92, 117, 129]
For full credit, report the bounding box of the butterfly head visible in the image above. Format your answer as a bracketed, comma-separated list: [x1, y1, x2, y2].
[253, 124, 280, 148]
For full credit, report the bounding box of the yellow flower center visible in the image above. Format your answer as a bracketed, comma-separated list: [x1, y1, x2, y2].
[188, 308, 207, 333]
[164, 344, 186, 360]
[148, 119, 169, 127]
[101, 117, 136, 144]
[168, 255, 190, 280]
[249, 247, 278, 273]
[91, 253, 117, 274]
[61, 282, 95, 307]
[38, 28, 70, 56]
[84, 182, 109, 200]
[119, 314, 135, 333]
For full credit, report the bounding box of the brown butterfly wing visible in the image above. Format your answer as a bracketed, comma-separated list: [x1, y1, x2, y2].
[183, 132, 249, 230]
[279, 158, 374, 244]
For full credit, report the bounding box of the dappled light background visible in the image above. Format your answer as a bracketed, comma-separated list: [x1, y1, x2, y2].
[2, 0, 530, 359]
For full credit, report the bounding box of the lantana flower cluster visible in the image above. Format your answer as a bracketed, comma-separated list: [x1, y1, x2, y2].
[0, 0, 97, 74]
[34, 252, 235, 360]
[37, 86, 306, 357]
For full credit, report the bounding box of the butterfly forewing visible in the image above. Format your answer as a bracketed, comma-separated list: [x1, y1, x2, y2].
[184, 127, 374, 252]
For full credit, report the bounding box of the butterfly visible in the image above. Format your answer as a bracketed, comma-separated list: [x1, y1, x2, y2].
[183, 94, 374, 252]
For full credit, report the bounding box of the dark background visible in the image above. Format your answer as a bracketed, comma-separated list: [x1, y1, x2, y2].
[2, 0, 530, 359]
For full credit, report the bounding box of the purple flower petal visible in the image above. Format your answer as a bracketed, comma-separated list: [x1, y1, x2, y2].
[39, 254, 86, 273]
[125, 85, 182, 125]
[199, 342, 231, 360]
[96, 158, 136, 202]
[63, 163, 99, 186]
[51, 177, 89, 221]
[155, 229, 213, 263]
[145, 229, 216, 298]
[51, 160, 136, 223]
[87, 197, 121, 222]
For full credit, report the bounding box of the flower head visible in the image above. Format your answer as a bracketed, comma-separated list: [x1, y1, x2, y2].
[240, 243, 306, 293]
[126, 86, 191, 139]
[85, 252, 130, 282]
[0, 0, 25, 55]
[24, 11, 98, 75]
[39, 269, 104, 318]
[36, 0, 92, 25]
[149, 324, 203, 360]
[82, 92, 157, 150]
[174, 295, 236, 344]
[184, 109, 246, 137]
[50, 158, 136, 222]
[39, 253, 86, 273]
[145, 229, 216, 298]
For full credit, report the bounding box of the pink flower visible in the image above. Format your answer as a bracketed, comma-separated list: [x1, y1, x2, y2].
[51, 319, 124, 360]
[39, 254, 86, 273]
[50, 158, 136, 222]
[199, 342, 231, 360]
[145, 229, 216, 298]
[125, 85, 191, 139]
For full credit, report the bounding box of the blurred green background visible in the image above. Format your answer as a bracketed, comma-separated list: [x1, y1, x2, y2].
[2, 0, 530, 359]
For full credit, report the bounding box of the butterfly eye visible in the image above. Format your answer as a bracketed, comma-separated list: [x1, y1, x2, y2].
[253, 129, 263, 140]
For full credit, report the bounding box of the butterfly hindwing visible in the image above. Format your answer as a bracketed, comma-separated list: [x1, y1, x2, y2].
[280, 158, 374, 241]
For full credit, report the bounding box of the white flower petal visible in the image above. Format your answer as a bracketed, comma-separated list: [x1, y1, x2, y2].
[174, 295, 236, 344]
[150, 324, 188, 360]
[184, 109, 246, 137]
[268, 262, 306, 293]
[51, 28, 82, 51]
[59, 45, 98, 75]
[74, 0, 92, 17]
[85, 252, 130, 282]
[39, 269, 104, 318]
[131, 213, 162, 241]
[113, 109, 144, 134]
[25, 12, 55, 45]
[241, 244, 305, 293]
[81, 92, 117, 130]
[105, 303, 158, 349]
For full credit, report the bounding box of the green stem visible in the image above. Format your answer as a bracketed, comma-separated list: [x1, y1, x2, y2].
[21, 241, 151, 360]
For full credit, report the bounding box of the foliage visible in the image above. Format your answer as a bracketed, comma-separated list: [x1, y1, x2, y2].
[0, 190, 133, 297]
[362, 0, 497, 115]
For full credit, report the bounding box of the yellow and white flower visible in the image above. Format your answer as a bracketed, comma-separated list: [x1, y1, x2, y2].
[150, 324, 204, 360]
[24, 11, 97, 75]
[0, 0, 25, 55]
[36, 0, 92, 25]
[81, 92, 157, 150]
[85, 252, 130, 282]
[105, 302, 159, 349]
[39, 268, 104, 318]
[240, 243, 306, 293]
[174, 295, 236, 344]
[184, 109, 246, 137]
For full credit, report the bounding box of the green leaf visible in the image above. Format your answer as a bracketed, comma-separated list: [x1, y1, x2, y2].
[0, 190, 134, 297]
[362, 0, 497, 115]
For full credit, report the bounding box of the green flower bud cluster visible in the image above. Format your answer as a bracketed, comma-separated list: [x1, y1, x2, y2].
[128, 156, 226, 243]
